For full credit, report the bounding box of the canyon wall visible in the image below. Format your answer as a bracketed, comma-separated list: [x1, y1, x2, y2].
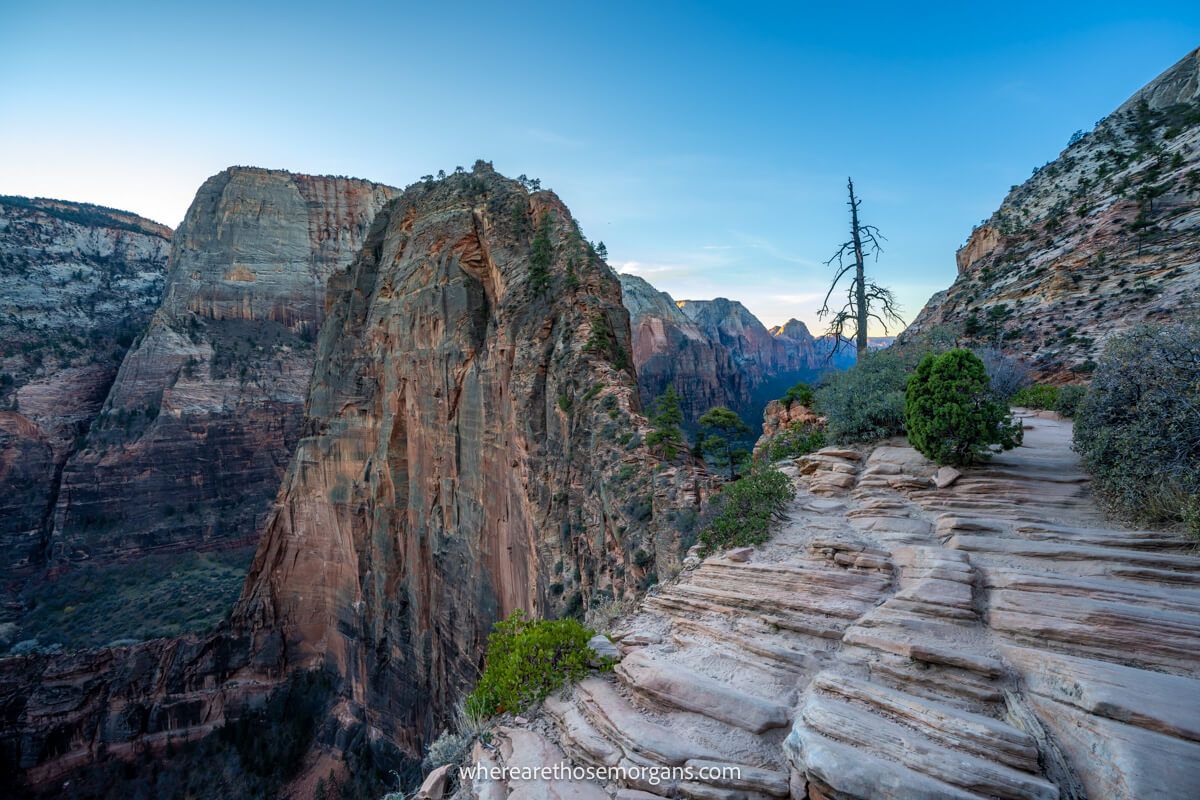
[0, 198, 170, 623]
[46, 168, 397, 567]
[620, 275, 853, 426]
[900, 47, 1200, 381]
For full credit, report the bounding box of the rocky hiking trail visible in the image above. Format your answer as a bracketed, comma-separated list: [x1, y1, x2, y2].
[451, 413, 1200, 800]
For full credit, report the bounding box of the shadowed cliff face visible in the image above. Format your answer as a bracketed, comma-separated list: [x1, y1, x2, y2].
[900, 47, 1200, 381]
[233, 164, 710, 752]
[0, 198, 170, 624]
[46, 168, 397, 568]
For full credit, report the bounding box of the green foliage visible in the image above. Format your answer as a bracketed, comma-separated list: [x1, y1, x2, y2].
[698, 466, 795, 554]
[585, 312, 631, 371]
[1054, 385, 1087, 418]
[1011, 384, 1060, 410]
[905, 349, 1022, 466]
[1073, 322, 1200, 536]
[529, 212, 554, 296]
[781, 381, 815, 408]
[14, 547, 254, 652]
[698, 406, 751, 479]
[645, 386, 686, 459]
[556, 393, 572, 413]
[760, 422, 825, 462]
[465, 610, 601, 717]
[814, 352, 909, 443]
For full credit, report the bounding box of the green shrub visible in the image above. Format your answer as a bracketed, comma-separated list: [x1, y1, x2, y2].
[1011, 384, 1059, 409]
[465, 610, 600, 717]
[814, 352, 908, 443]
[698, 466, 795, 554]
[761, 422, 825, 462]
[905, 349, 1022, 466]
[1054, 385, 1087, 417]
[1074, 322, 1200, 535]
[781, 381, 815, 408]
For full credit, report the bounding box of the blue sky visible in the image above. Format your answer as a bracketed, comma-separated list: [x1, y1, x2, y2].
[2, 2, 1197, 333]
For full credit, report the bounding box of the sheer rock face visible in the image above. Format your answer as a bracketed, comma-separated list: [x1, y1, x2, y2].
[47, 168, 397, 567]
[619, 274, 751, 423]
[620, 275, 852, 426]
[233, 166, 710, 752]
[901, 47, 1200, 382]
[0, 198, 170, 616]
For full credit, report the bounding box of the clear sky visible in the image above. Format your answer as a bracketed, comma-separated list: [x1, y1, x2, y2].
[2, 2, 1197, 333]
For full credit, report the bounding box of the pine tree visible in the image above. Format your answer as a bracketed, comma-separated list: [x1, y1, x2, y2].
[529, 213, 554, 296]
[698, 406, 751, 479]
[645, 386, 686, 459]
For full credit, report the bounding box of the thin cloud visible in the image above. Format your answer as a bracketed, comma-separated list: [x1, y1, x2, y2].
[526, 128, 586, 148]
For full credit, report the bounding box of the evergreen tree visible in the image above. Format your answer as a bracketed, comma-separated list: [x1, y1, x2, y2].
[905, 348, 1022, 466]
[645, 386, 686, 459]
[698, 406, 752, 479]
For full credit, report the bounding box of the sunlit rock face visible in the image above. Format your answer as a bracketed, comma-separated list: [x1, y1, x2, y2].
[0, 197, 170, 618]
[233, 164, 711, 752]
[47, 168, 397, 568]
[901, 47, 1200, 382]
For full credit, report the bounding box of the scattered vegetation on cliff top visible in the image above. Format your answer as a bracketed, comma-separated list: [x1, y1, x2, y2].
[9, 547, 254, 654]
[759, 422, 825, 462]
[1073, 321, 1200, 536]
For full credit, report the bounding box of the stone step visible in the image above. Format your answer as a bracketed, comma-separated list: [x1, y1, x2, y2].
[793, 691, 1058, 800]
[615, 651, 790, 734]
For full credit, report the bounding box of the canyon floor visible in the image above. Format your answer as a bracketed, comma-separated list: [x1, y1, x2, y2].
[454, 413, 1200, 800]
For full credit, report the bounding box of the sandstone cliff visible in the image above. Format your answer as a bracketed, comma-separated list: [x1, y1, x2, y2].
[0, 197, 170, 624]
[1, 164, 712, 794]
[900, 47, 1200, 381]
[621, 275, 852, 427]
[233, 163, 710, 756]
[46, 168, 397, 568]
[619, 274, 752, 424]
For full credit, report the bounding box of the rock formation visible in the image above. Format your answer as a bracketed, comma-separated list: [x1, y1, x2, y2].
[0, 197, 170, 623]
[454, 412, 1200, 799]
[1, 164, 713, 795]
[619, 274, 752, 423]
[46, 168, 397, 568]
[900, 47, 1200, 382]
[620, 275, 853, 426]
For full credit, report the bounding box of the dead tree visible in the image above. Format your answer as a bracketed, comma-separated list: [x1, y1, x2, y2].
[818, 177, 904, 358]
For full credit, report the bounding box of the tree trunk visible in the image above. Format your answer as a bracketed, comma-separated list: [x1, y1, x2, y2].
[848, 179, 868, 358]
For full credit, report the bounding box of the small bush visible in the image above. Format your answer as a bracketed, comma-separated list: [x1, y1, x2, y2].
[698, 466, 795, 554]
[781, 381, 815, 408]
[761, 422, 825, 462]
[1011, 384, 1059, 409]
[814, 352, 908, 443]
[423, 730, 471, 772]
[1054, 385, 1087, 417]
[1074, 322, 1200, 535]
[464, 610, 598, 717]
[974, 347, 1030, 400]
[906, 349, 1022, 466]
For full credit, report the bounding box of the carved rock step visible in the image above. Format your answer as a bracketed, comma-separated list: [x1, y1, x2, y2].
[946, 533, 1200, 574]
[789, 680, 1058, 800]
[615, 651, 790, 734]
[549, 680, 790, 799]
